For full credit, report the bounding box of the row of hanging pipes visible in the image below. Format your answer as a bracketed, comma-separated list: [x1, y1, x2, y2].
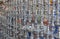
[0, 0, 60, 39]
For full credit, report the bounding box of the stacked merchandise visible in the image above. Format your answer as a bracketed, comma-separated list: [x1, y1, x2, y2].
[0, 0, 60, 39]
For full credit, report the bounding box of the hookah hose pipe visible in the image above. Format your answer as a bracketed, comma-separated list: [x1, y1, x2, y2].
[39, 31, 44, 39]
[53, 26, 59, 34]
[40, 36, 44, 39]
[28, 31, 31, 37]
[54, 37, 58, 39]
[27, 31, 31, 39]
[39, 32, 44, 39]
[49, 25, 59, 34]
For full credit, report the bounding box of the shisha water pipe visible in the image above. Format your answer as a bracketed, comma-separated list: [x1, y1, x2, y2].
[43, 0, 49, 26]
[51, 0, 59, 39]
[43, 0, 50, 39]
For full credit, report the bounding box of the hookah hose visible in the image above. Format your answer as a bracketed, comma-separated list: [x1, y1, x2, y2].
[28, 31, 31, 37]
[53, 0, 58, 34]
[53, 25, 59, 34]
[54, 37, 58, 39]
[27, 31, 31, 39]
[39, 32, 44, 39]
[40, 35, 44, 39]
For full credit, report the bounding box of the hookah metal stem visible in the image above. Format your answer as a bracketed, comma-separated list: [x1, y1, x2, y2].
[38, 0, 42, 26]
[31, 0, 33, 39]
[27, 0, 30, 23]
[7, 0, 10, 38]
[52, 0, 58, 39]
[39, 0, 43, 39]
[37, 0, 41, 39]
[55, 0, 58, 38]
[57, 0, 60, 39]
[17, 0, 21, 39]
[40, 31, 44, 39]
[59, 27, 60, 39]
[50, 1, 54, 39]
[46, 0, 50, 39]
[7, 0, 9, 35]
[23, 0, 26, 38]
[22, 0, 25, 25]
[51, 0, 55, 39]
[9, 2, 11, 35]
[48, 0, 52, 39]
[19, 0, 21, 30]
[28, 0, 31, 23]
[43, 0, 46, 39]
[57, 0, 60, 26]
[37, 0, 39, 32]
[9, 0, 12, 37]
[47, 26, 50, 39]
[27, 0, 31, 38]
[15, 0, 16, 38]
[37, 2, 40, 39]
[15, 0, 18, 38]
[40, 0, 44, 39]
[20, 0, 23, 29]
[35, 0, 38, 39]
[43, 0, 48, 39]
[49, 0, 53, 39]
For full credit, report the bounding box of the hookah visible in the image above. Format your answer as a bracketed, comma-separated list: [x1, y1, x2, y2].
[58, 0, 60, 39]
[51, 0, 59, 39]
